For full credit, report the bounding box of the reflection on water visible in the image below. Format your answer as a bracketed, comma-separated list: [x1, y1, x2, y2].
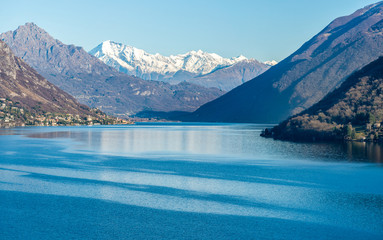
[22, 124, 383, 163]
[343, 141, 383, 163]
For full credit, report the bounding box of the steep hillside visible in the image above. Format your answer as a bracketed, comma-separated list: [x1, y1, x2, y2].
[185, 2, 383, 123]
[263, 56, 383, 142]
[0, 23, 224, 116]
[0, 40, 113, 127]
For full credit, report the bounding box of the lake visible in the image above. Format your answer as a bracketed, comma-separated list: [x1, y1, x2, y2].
[0, 123, 382, 239]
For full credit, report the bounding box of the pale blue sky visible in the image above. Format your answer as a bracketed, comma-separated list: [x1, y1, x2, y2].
[0, 0, 379, 61]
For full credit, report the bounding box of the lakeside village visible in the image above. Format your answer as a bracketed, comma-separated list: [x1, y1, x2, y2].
[0, 98, 132, 128]
[344, 119, 383, 142]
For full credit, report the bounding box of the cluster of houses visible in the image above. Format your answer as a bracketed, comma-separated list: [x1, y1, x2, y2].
[362, 121, 383, 142]
[0, 98, 24, 127]
[0, 98, 131, 128]
[346, 121, 383, 142]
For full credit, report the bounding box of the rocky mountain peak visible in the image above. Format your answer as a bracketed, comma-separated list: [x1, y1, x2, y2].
[10, 22, 59, 46]
[0, 23, 116, 76]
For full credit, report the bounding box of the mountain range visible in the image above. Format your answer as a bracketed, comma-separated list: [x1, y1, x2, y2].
[184, 1, 383, 123]
[0, 23, 224, 117]
[1, 2, 382, 130]
[90, 40, 273, 91]
[264, 56, 383, 142]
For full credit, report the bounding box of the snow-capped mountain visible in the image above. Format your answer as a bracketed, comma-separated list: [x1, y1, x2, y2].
[1, 23, 225, 116]
[89, 40, 272, 90]
[264, 60, 278, 66]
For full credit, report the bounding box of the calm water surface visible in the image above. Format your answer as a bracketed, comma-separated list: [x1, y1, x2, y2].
[0, 123, 382, 239]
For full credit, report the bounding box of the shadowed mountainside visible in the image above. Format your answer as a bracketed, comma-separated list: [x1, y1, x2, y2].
[184, 2, 383, 123]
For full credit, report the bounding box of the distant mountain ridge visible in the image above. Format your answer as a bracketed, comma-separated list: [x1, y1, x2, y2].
[90, 40, 273, 91]
[184, 1, 383, 123]
[187, 59, 270, 91]
[0, 23, 224, 116]
[90, 40, 248, 76]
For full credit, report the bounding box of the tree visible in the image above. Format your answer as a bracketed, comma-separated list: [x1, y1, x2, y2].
[346, 123, 353, 138]
[368, 113, 376, 123]
[351, 129, 356, 139]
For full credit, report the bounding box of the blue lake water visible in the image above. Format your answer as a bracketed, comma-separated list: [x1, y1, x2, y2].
[0, 123, 382, 239]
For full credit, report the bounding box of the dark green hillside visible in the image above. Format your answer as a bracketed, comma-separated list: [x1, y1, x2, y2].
[263, 56, 383, 142]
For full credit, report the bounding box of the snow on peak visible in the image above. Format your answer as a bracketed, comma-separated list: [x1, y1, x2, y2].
[89, 41, 253, 79]
[232, 55, 248, 62]
[264, 60, 278, 66]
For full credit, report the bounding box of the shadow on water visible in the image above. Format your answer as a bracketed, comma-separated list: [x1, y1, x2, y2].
[1, 124, 383, 239]
[1, 191, 381, 240]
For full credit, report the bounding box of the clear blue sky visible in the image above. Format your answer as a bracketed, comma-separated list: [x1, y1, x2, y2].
[0, 0, 379, 61]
